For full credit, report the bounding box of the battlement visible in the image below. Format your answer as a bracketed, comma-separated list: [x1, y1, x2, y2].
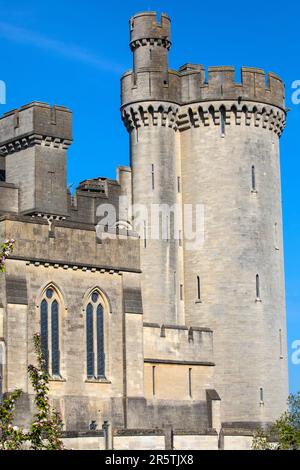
[0, 101, 72, 153]
[77, 178, 108, 194]
[121, 64, 285, 111]
[143, 323, 214, 365]
[196, 66, 285, 109]
[130, 12, 171, 50]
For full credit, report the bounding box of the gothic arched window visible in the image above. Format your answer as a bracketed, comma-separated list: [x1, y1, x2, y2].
[40, 287, 61, 377]
[86, 291, 105, 379]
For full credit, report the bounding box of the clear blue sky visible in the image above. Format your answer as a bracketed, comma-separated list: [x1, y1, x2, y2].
[0, 0, 299, 394]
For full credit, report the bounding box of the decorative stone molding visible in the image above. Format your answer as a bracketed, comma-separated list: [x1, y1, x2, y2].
[122, 101, 286, 136]
[122, 103, 180, 132]
[130, 37, 171, 51]
[0, 134, 72, 155]
[177, 101, 286, 136]
[9, 255, 140, 274]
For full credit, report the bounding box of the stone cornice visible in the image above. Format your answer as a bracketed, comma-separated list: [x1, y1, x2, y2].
[122, 102, 179, 132]
[130, 37, 171, 51]
[122, 101, 286, 137]
[0, 134, 72, 155]
[8, 255, 142, 275]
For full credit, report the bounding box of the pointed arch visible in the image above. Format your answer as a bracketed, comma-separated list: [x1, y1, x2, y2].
[188, 107, 196, 127]
[38, 284, 64, 377]
[157, 104, 164, 127]
[198, 106, 205, 126]
[208, 105, 216, 125]
[148, 105, 154, 126]
[36, 281, 67, 310]
[231, 105, 238, 125]
[82, 286, 112, 314]
[83, 288, 109, 380]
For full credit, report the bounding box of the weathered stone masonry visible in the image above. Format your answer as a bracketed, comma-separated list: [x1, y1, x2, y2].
[0, 11, 288, 450]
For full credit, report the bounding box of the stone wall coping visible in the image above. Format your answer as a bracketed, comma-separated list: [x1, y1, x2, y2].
[114, 428, 165, 436]
[173, 429, 218, 436]
[143, 322, 213, 333]
[144, 358, 215, 366]
[62, 431, 104, 438]
[0, 214, 140, 238]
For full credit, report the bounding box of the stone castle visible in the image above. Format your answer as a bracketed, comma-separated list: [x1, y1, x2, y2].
[0, 12, 288, 450]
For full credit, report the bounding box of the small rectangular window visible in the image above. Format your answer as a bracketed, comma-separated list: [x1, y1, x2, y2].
[256, 274, 261, 300]
[151, 164, 155, 190]
[179, 230, 182, 247]
[180, 284, 183, 301]
[279, 329, 283, 358]
[197, 276, 201, 302]
[189, 368, 192, 398]
[152, 366, 156, 396]
[251, 165, 256, 192]
[177, 176, 181, 193]
[260, 387, 264, 404]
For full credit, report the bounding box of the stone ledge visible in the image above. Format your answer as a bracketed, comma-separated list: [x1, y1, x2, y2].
[114, 428, 165, 437]
[173, 428, 218, 436]
[144, 358, 215, 366]
[62, 431, 104, 438]
[7, 255, 141, 275]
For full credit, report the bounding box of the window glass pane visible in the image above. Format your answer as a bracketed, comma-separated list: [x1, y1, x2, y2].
[51, 300, 60, 376]
[96, 304, 105, 378]
[40, 299, 49, 372]
[86, 303, 94, 377]
[46, 288, 53, 299]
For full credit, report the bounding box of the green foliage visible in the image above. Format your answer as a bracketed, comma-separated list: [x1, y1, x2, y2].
[253, 392, 300, 450]
[0, 239, 15, 272]
[28, 334, 64, 450]
[0, 390, 25, 450]
[0, 334, 64, 450]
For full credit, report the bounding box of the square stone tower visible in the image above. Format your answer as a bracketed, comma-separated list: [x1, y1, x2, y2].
[0, 102, 72, 217]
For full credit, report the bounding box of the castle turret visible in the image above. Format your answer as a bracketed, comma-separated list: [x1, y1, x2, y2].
[130, 12, 171, 74]
[122, 12, 182, 325]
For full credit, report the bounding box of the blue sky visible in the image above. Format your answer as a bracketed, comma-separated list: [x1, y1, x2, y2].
[0, 0, 299, 394]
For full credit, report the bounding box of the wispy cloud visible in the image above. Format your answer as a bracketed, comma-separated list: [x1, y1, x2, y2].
[0, 21, 124, 74]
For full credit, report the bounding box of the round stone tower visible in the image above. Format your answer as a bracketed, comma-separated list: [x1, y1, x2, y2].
[121, 12, 288, 426]
[178, 68, 288, 424]
[121, 12, 182, 325]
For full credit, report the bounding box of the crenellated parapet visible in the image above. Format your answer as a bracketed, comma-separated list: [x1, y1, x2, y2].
[130, 12, 171, 49]
[0, 101, 72, 154]
[122, 66, 285, 111]
[0, 101, 72, 217]
[190, 66, 285, 110]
